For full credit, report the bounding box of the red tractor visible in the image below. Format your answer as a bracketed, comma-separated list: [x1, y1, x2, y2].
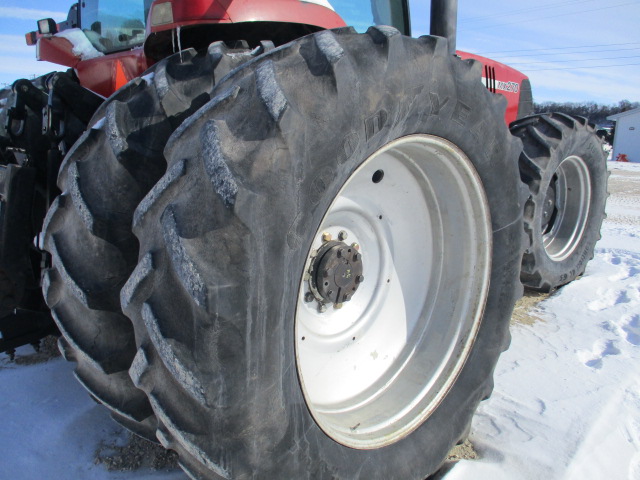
[0, 0, 607, 478]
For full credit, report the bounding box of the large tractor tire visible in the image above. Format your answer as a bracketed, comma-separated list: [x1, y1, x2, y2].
[124, 27, 524, 479]
[511, 113, 607, 291]
[42, 42, 273, 440]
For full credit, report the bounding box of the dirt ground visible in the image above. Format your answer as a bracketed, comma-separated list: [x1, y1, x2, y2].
[511, 291, 551, 326]
[6, 334, 60, 366]
[94, 434, 179, 472]
[607, 166, 640, 226]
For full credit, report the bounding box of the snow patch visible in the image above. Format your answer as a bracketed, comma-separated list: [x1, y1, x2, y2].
[56, 29, 104, 61]
[91, 117, 106, 130]
[141, 72, 155, 85]
[300, 0, 335, 11]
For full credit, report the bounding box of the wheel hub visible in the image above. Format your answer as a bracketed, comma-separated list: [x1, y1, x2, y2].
[309, 240, 364, 307]
[542, 176, 558, 232]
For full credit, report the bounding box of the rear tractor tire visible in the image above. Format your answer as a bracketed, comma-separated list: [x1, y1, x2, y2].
[124, 27, 524, 479]
[511, 113, 608, 291]
[42, 42, 273, 440]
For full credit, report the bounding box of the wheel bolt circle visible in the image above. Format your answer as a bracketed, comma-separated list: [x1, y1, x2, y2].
[310, 240, 364, 306]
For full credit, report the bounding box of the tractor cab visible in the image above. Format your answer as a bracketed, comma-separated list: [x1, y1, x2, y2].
[79, 0, 150, 55]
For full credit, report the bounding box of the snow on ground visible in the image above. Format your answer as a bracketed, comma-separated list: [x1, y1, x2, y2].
[447, 161, 640, 480]
[0, 161, 638, 479]
[0, 351, 186, 479]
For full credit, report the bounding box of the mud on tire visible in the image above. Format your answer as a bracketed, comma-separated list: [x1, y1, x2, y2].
[511, 113, 608, 291]
[124, 27, 524, 479]
[42, 42, 273, 440]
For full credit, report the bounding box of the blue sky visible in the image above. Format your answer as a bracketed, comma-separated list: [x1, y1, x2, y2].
[1, 0, 639, 104]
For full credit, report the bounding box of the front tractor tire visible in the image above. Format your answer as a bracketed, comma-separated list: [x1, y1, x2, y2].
[511, 113, 608, 291]
[124, 27, 524, 479]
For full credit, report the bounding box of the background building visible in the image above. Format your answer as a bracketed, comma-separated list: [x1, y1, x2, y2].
[608, 107, 640, 162]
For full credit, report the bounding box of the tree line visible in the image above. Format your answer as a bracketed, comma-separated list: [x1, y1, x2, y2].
[534, 100, 639, 127]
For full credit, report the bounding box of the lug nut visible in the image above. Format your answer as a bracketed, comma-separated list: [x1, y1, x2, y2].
[318, 303, 327, 313]
[338, 230, 348, 241]
[322, 232, 332, 242]
[304, 292, 315, 303]
[355, 275, 364, 284]
[351, 243, 360, 251]
[334, 303, 343, 309]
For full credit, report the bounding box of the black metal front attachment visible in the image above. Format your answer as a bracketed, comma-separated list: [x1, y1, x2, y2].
[0, 309, 57, 356]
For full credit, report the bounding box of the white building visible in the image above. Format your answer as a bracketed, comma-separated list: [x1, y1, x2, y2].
[607, 107, 640, 162]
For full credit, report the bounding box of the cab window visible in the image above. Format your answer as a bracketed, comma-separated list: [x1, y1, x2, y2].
[80, 0, 150, 54]
[329, 0, 409, 34]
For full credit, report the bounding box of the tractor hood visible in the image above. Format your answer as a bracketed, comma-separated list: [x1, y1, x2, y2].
[146, 0, 346, 34]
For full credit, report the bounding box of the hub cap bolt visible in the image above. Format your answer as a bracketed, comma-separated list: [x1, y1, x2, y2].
[318, 303, 327, 313]
[322, 232, 332, 242]
[304, 292, 315, 303]
[351, 243, 360, 251]
[338, 230, 348, 241]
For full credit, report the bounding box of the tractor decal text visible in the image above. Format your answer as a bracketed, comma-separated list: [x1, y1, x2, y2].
[453, 101, 472, 127]
[494, 80, 520, 94]
[429, 93, 449, 116]
[365, 110, 388, 141]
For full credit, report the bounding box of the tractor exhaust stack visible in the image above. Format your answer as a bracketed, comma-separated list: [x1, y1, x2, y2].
[430, 0, 458, 56]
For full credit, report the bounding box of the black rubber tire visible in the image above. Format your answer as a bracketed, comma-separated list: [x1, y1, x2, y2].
[42, 42, 273, 440]
[511, 113, 607, 291]
[124, 27, 525, 479]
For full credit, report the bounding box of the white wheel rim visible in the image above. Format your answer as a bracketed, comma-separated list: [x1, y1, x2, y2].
[542, 155, 592, 261]
[295, 135, 492, 449]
